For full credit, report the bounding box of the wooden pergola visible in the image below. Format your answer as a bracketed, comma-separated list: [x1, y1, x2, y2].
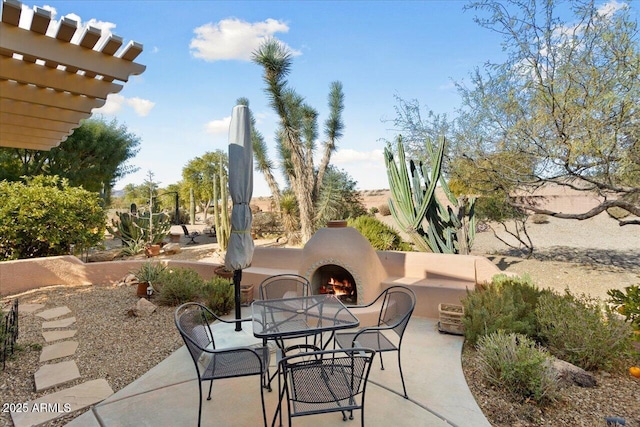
[0, 0, 145, 151]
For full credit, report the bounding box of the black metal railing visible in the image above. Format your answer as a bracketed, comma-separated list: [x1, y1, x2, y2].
[1, 299, 19, 370]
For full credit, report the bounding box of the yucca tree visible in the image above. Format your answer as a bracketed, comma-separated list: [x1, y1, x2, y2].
[251, 39, 344, 243]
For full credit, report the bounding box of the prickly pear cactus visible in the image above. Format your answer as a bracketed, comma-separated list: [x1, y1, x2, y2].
[384, 136, 476, 254]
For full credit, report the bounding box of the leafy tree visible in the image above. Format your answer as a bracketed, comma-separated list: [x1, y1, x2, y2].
[315, 166, 367, 227]
[0, 176, 105, 260]
[456, 0, 640, 225]
[0, 117, 140, 205]
[251, 39, 345, 242]
[180, 151, 227, 220]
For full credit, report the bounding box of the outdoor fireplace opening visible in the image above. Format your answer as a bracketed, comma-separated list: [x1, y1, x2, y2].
[311, 264, 357, 305]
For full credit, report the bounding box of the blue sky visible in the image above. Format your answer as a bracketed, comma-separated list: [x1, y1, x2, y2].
[21, 1, 631, 196]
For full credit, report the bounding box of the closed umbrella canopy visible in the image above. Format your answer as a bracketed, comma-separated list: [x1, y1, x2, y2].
[224, 105, 254, 330]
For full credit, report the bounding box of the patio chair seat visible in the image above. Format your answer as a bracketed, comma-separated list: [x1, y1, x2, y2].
[334, 330, 397, 352]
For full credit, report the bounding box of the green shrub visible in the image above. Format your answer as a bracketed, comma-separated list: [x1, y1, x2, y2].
[462, 274, 548, 345]
[0, 176, 105, 260]
[607, 285, 640, 338]
[201, 277, 235, 316]
[536, 291, 634, 371]
[132, 262, 166, 293]
[348, 215, 411, 251]
[156, 267, 204, 306]
[476, 331, 559, 404]
[369, 206, 379, 215]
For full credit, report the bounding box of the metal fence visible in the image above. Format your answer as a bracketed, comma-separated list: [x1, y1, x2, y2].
[1, 299, 19, 370]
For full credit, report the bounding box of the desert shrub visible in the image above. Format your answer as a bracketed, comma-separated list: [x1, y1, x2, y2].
[132, 262, 166, 293]
[462, 274, 548, 345]
[0, 176, 105, 260]
[607, 285, 640, 338]
[530, 213, 549, 224]
[378, 203, 391, 216]
[156, 267, 204, 306]
[348, 215, 411, 251]
[252, 211, 280, 237]
[476, 331, 559, 404]
[536, 291, 634, 371]
[369, 206, 379, 215]
[201, 277, 235, 316]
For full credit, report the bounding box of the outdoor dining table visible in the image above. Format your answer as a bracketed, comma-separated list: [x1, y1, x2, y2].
[251, 294, 360, 352]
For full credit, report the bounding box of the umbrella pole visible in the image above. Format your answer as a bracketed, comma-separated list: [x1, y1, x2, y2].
[233, 269, 242, 331]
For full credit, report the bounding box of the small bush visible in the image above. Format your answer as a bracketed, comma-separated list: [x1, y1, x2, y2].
[530, 213, 549, 224]
[156, 267, 204, 306]
[607, 285, 640, 337]
[348, 215, 411, 251]
[378, 203, 391, 216]
[462, 274, 548, 345]
[476, 331, 559, 404]
[369, 206, 379, 215]
[201, 277, 235, 316]
[536, 291, 634, 371]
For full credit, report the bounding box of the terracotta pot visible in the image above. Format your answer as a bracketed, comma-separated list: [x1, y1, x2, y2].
[240, 284, 255, 306]
[136, 282, 151, 298]
[215, 266, 234, 279]
[145, 244, 161, 257]
[169, 233, 181, 243]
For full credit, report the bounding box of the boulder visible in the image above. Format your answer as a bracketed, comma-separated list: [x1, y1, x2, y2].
[551, 358, 597, 387]
[163, 243, 181, 255]
[127, 298, 157, 317]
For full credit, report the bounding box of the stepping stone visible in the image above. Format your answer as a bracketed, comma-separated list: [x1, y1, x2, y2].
[34, 360, 81, 392]
[42, 316, 76, 329]
[42, 330, 77, 342]
[10, 379, 114, 427]
[18, 303, 45, 314]
[40, 341, 79, 362]
[36, 306, 72, 320]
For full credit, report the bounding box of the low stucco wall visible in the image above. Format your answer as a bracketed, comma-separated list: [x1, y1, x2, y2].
[1, 248, 504, 319]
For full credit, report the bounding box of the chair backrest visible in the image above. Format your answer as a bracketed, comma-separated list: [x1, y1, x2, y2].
[175, 303, 217, 367]
[181, 224, 190, 236]
[259, 274, 310, 300]
[377, 286, 416, 338]
[280, 348, 376, 417]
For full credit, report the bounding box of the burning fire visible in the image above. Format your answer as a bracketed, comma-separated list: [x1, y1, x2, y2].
[323, 277, 354, 298]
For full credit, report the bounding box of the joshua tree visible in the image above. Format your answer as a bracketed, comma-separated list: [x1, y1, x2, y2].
[251, 39, 345, 243]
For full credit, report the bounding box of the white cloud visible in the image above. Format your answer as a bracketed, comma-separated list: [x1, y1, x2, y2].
[190, 18, 300, 62]
[332, 148, 385, 165]
[206, 116, 232, 134]
[93, 94, 155, 117]
[127, 98, 155, 117]
[94, 94, 124, 114]
[597, 0, 627, 17]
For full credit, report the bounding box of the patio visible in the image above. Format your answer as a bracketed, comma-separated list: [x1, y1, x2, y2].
[61, 310, 490, 427]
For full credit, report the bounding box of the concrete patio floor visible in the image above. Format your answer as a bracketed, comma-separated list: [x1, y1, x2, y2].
[63, 313, 490, 427]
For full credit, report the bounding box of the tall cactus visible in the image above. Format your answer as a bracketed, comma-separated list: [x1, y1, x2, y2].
[384, 136, 476, 254]
[213, 158, 231, 251]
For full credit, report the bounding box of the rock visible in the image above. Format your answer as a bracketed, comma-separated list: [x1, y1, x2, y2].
[127, 298, 157, 317]
[162, 243, 181, 255]
[551, 358, 597, 387]
[116, 274, 138, 287]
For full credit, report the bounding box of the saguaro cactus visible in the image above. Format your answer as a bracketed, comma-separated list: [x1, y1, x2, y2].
[384, 136, 476, 254]
[213, 158, 231, 251]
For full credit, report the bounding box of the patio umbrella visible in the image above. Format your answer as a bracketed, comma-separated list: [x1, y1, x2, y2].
[224, 105, 254, 331]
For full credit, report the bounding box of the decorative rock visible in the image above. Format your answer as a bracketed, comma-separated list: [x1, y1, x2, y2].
[34, 360, 81, 391]
[42, 317, 76, 329]
[36, 306, 72, 320]
[42, 330, 77, 342]
[122, 273, 138, 286]
[163, 242, 181, 255]
[40, 341, 79, 362]
[552, 358, 597, 387]
[127, 298, 157, 317]
[10, 379, 114, 427]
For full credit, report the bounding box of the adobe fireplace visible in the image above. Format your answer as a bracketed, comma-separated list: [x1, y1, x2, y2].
[298, 221, 387, 305]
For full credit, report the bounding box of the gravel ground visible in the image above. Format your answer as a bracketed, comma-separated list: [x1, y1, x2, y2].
[1, 213, 639, 427]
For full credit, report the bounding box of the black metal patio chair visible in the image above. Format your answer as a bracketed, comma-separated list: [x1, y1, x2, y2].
[333, 286, 416, 399]
[174, 302, 270, 427]
[273, 347, 376, 427]
[181, 224, 200, 244]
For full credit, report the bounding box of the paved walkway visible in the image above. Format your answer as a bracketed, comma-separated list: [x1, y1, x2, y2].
[58, 314, 489, 427]
[10, 304, 114, 427]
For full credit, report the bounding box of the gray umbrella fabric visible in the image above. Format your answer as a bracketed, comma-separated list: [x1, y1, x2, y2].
[224, 105, 254, 331]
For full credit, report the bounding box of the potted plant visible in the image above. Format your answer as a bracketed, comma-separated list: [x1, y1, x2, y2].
[214, 265, 234, 279]
[133, 262, 166, 298]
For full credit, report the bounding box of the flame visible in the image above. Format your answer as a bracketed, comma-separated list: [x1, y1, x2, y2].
[328, 277, 352, 297]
